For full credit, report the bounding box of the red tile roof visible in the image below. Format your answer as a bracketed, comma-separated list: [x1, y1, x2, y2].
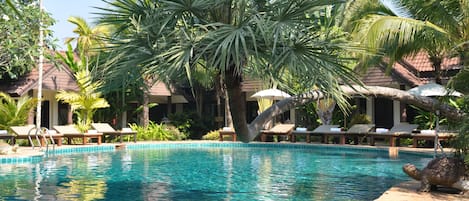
[149, 81, 172, 96]
[359, 65, 405, 87]
[360, 52, 462, 88]
[0, 61, 79, 96]
[402, 52, 461, 72]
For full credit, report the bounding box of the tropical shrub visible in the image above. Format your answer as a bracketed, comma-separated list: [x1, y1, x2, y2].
[202, 130, 220, 140]
[0, 93, 37, 130]
[56, 70, 109, 132]
[295, 102, 319, 130]
[411, 105, 446, 130]
[349, 114, 371, 126]
[452, 96, 469, 165]
[129, 122, 186, 141]
[168, 112, 216, 139]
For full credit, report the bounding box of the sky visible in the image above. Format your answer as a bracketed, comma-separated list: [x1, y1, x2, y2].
[44, 0, 107, 49]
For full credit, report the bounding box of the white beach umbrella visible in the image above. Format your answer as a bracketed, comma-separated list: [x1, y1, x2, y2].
[408, 83, 463, 158]
[251, 89, 291, 100]
[408, 83, 463, 97]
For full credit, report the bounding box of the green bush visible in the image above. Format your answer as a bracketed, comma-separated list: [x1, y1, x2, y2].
[451, 96, 469, 166]
[411, 105, 446, 129]
[168, 112, 216, 139]
[202, 130, 220, 140]
[0, 93, 37, 130]
[349, 114, 371, 126]
[129, 122, 186, 141]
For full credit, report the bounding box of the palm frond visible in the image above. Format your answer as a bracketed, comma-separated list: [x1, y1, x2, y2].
[0, 93, 36, 130]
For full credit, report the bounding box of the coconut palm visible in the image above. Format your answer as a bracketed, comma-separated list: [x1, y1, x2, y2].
[97, 0, 362, 142]
[65, 16, 111, 57]
[56, 70, 110, 132]
[0, 93, 37, 130]
[346, 0, 469, 84]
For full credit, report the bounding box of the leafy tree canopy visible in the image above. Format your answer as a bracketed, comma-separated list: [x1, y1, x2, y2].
[0, 0, 55, 81]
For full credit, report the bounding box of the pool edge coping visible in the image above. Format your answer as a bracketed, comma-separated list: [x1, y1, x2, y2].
[0, 141, 443, 164]
[1, 141, 454, 200]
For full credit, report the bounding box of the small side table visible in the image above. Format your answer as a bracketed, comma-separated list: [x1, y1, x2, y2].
[219, 130, 237, 142]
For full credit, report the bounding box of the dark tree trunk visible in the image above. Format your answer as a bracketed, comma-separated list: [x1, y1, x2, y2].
[215, 74, 223, 128]
[224, 87, 233, 127]
[195, 86, 203, 117]
[141, 90, 150, 127]
[225, 67, 249, 142]
[429, 56, 443, 84]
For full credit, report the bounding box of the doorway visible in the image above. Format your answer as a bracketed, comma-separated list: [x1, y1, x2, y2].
[33, 101, 50, 128]
[374, 98, 394, 128]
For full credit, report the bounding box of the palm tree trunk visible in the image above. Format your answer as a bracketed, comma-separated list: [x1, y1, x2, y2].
[429, 56, 443, 84]
[245, 85, 464, 142]
[225, 67, 249, 142]
[215, 74, 223, 128]
[225, 89, 233, 127]
[195, 87, 203, 117]
[141, 90, 150, 127]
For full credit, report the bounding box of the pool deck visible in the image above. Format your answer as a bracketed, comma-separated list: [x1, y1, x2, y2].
[0, 141, 467, 200]
[376, 180, 469, 201]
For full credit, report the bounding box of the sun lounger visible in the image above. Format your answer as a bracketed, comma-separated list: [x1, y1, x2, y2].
[319, 124, 375, 145]
[343, 124, 375, 145]
[368, 123, 418, 147]
[0, 130, 15, 145]
[10, 125, 63, 146]
[91, 123, 137, 143]
[260, 124, 295, 142]
[291, 125, 340, 143]
[53, 125, 102, 145]
[411, 130, 457, 148]
[218, 127, 237, 142]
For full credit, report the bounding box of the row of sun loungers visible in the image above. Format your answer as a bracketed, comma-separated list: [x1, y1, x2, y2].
[260, 123, 457, 148]
[1, 123, 137, 147]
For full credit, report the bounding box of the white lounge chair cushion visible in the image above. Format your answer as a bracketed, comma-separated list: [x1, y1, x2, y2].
[296, 127, 307, 131]
[376, 128, 389, 133]
[330, 128, 341, 132]
[420, 130, 436, 134]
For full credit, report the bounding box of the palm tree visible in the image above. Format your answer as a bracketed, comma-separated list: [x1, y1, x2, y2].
[97, 0, 362, 142]
[65, 16, 111, 57]
[0, 93, 37, 130]
[345, 0, 468, 84]
[56, 70, 110, 132]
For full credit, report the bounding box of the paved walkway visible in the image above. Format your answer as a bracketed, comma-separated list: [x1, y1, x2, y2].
[377, 180, 468, 201]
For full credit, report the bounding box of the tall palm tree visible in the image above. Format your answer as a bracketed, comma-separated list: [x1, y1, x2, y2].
[97, 0, 362, 142]
[65, 16, 111, 57]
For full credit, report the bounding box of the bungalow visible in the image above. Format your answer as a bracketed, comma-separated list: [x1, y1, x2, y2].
[0, 61, 78, 128]
[356, 52, 462, 129]
[0, 60, 187, 129]
[4, 51, 457, 131]
[227, 53, 462, 130]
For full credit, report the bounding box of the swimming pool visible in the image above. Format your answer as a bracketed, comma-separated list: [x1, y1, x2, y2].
[0, 143, 432, 200]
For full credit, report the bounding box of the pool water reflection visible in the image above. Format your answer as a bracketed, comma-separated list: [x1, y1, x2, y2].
[0, 144, 432, 200]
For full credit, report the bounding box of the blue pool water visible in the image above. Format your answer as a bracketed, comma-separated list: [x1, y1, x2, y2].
[0, 143, 432, 200]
